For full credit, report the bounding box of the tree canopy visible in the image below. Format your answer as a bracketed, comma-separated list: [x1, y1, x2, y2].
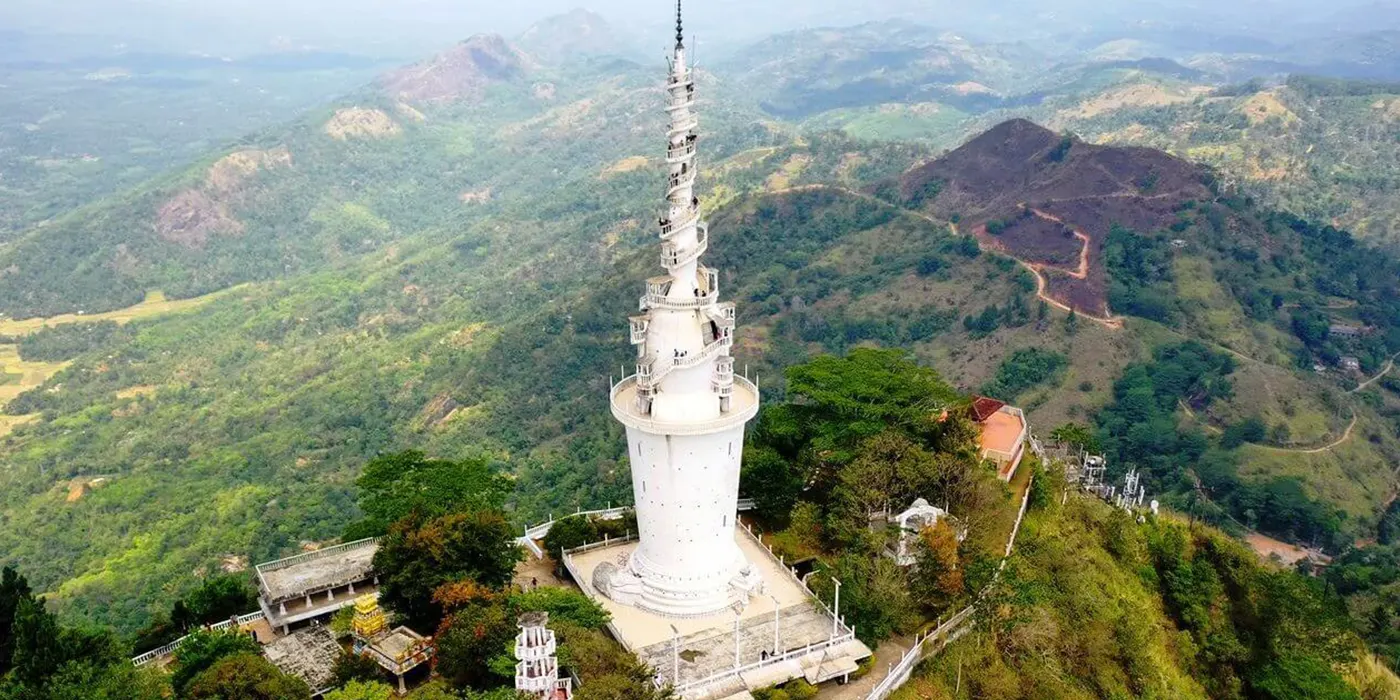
[373, 510, 522, 629]
[344, 451, 512, 539]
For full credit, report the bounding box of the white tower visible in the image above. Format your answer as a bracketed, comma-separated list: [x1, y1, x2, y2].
[515, 612, 572, 700]
[600, 1, 763, 618]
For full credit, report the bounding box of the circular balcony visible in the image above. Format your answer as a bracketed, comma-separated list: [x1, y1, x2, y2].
[611, 375, 759, 437]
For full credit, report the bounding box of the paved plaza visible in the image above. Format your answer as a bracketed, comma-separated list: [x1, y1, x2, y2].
[568, 527, 871, 698]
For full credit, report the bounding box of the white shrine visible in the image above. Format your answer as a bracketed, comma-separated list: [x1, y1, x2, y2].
[888, 498, 951, 567]
[597, 0, 763, 619]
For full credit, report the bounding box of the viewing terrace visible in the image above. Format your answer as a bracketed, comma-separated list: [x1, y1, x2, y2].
[255, 537, 381, 634]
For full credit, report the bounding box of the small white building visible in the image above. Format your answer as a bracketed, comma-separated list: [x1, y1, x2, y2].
[887, 499, 956, 566]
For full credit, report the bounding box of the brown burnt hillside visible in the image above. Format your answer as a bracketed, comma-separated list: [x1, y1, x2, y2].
[900, 119, 1212, 319]
[380, 34, 526, 105]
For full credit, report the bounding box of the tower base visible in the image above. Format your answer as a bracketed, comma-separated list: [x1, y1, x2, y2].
[592, 546, 764, 619]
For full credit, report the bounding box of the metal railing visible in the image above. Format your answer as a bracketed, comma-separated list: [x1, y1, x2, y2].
[518, 506, 633, 559]
[666, 93, 696, 113]
[737, 522, 853, 638]
[665, 630, 858, 695]
[670, 115, 699, 136]
[660, 226, 708, 270]
[131, 611, 266, 667]
[866, 611, 974, 700]
[667, 141, 698, 163]
[636, 332, 730, 389]
[255, 537, 379, 576]
[659, 209, 699, 240]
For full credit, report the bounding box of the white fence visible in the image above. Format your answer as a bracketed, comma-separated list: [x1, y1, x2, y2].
[667, 630, 858, 696]
[736, 521, 853, 638]
[131, 610, 266, 667]
[522, 500, 754, 560]
[519, 506, 633, 559]
[865, 608, 974, 700]
[864, 471, 1035, 700]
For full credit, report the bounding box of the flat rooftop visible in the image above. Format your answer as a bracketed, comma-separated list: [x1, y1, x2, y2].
[980, 409, 1025, 456]
[257, 539, 378, 602]
[262, 625, 339, 691]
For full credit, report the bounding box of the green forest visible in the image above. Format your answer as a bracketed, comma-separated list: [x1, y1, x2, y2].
[2, 10, 1400, 696]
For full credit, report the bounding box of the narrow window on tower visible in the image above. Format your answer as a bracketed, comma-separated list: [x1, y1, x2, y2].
[643, 480, 647, 493]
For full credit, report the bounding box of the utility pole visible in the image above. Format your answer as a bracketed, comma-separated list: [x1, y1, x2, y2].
[671, 624, 680, 685]
[770, 594, 781, 656]
[831, 577, 842, 638]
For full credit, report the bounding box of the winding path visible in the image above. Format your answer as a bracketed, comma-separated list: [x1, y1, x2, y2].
[1351, 352, 1400, 394]
[1252, 411, 1359, 455]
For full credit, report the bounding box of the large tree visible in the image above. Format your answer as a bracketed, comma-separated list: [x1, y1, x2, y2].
[434, 601, 514, 691]
[0, 566, 34, 676]
[373, 510, 522, 629]
[743, 348, 968, 519]
[911, 519, 964, 613]
[184, 653, 311, 700]
[345, 451, 512, 539]
[170, 629, 262, 694]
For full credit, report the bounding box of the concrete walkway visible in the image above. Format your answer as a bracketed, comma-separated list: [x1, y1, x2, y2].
[819, 635, 913, 700]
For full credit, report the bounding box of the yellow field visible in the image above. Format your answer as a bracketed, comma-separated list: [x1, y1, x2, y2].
[0, 344, 68, 437]
[0, 287, 237, 336]
[0, 287, 234, 437]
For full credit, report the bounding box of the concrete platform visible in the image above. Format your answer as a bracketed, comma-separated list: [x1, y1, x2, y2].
[567, 527, 871, 698]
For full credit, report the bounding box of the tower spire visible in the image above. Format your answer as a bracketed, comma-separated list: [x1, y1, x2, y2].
[676, 0, 684, 49]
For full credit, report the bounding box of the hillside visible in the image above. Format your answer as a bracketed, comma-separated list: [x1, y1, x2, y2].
[881, 116, 1400, 548]
[894, 490, 1400, 699]
[1058, 76, 1400, 248]
[515, 9, 633, 64]
[6, 109, 1400, 642]
[895, 118, 1210, 319]
[379, 34, 527, 105]
[0, 33, 690, 320]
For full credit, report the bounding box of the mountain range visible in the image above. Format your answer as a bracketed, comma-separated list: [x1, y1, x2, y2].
[1, 12, 1400, 685]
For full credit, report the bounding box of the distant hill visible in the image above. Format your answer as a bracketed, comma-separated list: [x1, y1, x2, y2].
[719, 22, 1052, 119]
[515, 9, 633, 64]
[380, 34, 527, 105]
[1053, 76, 1400, 248]
[894, 118, 1210, 317]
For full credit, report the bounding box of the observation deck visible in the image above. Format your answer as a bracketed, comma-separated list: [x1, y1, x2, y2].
[659, 209, 700, 240]
[639, 266, 719, 311]
[611, 374, 759, 437]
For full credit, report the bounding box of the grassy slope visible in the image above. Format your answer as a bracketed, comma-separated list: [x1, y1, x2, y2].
[896, 494, 1400, 700]
[0, 134, 937, 631]
[895, 497, 1210, 700]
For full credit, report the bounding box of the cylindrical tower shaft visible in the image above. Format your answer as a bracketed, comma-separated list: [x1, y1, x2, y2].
[603, 1, 763, 618]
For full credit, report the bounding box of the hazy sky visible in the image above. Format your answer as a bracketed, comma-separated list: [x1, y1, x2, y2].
[1, 0, 1394, 58]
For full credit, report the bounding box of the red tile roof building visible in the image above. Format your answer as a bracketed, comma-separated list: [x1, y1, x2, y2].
[969, 396, 1027, 482]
